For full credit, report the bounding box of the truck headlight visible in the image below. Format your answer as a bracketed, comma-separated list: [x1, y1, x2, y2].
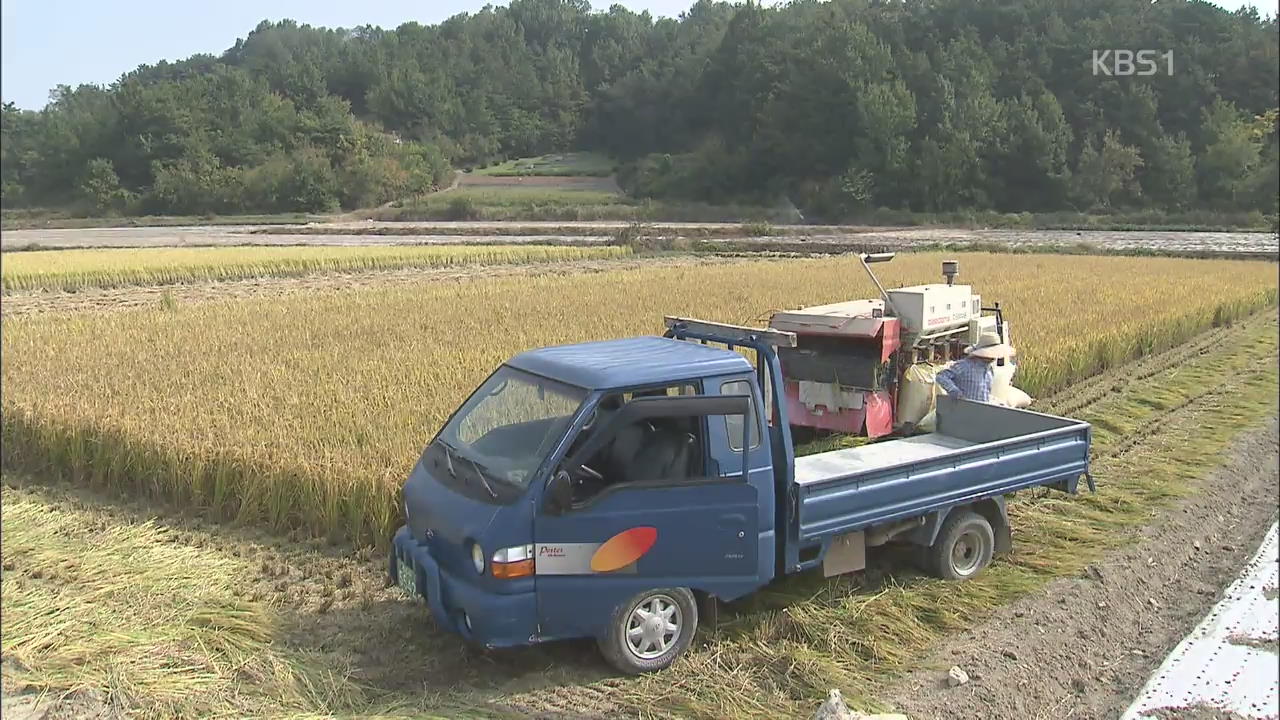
[470, 542, 486, 575]
[491, 544, 536, 579]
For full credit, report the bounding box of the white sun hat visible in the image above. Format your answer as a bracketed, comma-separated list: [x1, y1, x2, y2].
[965, 331, 1015, 360]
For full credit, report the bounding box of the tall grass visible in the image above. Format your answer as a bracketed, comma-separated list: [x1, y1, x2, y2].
[1, 253, 1275, 546]
[0, 244, 631, 292]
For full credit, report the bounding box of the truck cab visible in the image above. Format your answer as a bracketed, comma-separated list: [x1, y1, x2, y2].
[391, 317, 1091, 674]
[393, 332, 777, 671]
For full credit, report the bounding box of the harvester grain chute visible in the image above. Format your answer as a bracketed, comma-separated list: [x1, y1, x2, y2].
[767, 253, 1030, 439]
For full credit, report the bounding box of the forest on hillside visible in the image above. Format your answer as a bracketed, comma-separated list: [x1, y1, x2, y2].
[1, 0, 1277, 219]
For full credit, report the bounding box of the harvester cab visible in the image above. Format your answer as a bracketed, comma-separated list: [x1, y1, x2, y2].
[767, 253, 1020, 439]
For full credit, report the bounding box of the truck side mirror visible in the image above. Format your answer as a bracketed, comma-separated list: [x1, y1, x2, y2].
[544, 470, 573, 515]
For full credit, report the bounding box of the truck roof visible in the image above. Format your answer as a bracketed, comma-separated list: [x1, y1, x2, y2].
[507, 336, 752, 390]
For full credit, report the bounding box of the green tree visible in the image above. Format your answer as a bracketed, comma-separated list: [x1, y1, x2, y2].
[1198, 100, 1262, 208]
[2, 0, 1278, 217]
[1071, 130, 1145, 209]
[1142, 133, 1197, 209]
[79, 158, 132, 214]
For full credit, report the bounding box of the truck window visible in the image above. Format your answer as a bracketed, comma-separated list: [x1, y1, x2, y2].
[621, 383, 697, 401]
[441, 366, 586, 489]
[722, 380, 761, 450]
[568, 407, 706, 506]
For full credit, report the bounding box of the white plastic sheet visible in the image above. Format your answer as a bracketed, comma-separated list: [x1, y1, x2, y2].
[1121, 523, 1279, 719]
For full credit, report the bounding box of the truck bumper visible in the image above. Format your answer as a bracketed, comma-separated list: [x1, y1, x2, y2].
[390, 526, 538, 649]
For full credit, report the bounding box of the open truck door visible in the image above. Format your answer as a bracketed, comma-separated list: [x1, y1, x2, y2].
[533, 393, 762, 671]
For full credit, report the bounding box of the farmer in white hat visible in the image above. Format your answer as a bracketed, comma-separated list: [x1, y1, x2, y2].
[934, 331, 1015, 403]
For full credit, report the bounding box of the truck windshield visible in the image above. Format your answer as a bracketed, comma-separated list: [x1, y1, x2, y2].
[437, 366, 586, 490]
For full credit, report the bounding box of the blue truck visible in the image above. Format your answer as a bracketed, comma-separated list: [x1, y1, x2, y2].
[391, 315, 1093, 673]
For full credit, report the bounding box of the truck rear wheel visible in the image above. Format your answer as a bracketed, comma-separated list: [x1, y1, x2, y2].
[598, 587, 698, 674]
[928, 510, 994, 581]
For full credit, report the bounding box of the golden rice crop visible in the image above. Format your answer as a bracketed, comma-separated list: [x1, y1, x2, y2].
[0, 244, 631, 292]
[1, 253, 1275, 545]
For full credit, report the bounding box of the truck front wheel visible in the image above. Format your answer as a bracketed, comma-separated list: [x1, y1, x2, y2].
[598, 587, 698, 674]
[928, 510, 994, 581]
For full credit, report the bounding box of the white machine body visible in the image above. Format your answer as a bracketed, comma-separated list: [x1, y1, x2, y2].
[886, 284, 981, 336]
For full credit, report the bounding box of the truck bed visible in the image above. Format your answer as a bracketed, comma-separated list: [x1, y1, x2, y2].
[794, 397, 1091, 542]
[795, 433, 976, 483]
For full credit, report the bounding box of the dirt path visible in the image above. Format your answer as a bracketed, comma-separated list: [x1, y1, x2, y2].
[883, 419, 1279, 720]
[0, 255, 736, 318]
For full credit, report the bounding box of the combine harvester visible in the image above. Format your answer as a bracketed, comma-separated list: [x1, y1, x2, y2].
[391, 306, 1094, 673]
[769, 253, 1031, 440]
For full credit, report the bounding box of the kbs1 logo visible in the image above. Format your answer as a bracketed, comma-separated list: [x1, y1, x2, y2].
[1092, 50, 1174, 76]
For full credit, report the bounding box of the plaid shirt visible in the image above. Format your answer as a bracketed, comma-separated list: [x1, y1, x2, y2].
[935, 356, 994, 401]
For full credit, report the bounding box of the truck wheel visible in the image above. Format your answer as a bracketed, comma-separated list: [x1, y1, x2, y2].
[598, 587, 698, 674]
[928, 511, 994, 581]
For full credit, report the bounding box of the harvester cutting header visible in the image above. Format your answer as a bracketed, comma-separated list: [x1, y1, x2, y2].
[768, 253, 1030, 439]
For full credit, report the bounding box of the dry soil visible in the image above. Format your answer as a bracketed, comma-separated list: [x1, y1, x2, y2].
[884, 419, 1279, 720]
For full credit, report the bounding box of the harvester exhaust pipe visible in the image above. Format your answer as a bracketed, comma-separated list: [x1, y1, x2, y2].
[942, 260, 959, 286]
[858, 252, 899, 318]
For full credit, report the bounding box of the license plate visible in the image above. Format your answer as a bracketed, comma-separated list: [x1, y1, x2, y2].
[396, 557, 418, 598]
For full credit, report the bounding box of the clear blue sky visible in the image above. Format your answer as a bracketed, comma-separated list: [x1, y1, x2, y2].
[2, 0, 1275, 110]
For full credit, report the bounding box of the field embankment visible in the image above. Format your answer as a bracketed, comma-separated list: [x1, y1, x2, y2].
[2, 253, 1274, 550]
[3, 312, 1276, 719]
[4, 221, 1276, 259]
[6, 207, 1274, 234]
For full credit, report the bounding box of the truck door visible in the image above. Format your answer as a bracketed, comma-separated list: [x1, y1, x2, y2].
[533, 393, 762, 641]
[706, 374, 776, 583]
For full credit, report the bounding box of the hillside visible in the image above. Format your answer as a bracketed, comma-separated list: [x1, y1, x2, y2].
[1, 0, 1277, 219]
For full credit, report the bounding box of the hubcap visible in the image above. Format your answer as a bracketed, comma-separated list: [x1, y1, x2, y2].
[625, 594, 682, 660]
[951, 529, 984, 576]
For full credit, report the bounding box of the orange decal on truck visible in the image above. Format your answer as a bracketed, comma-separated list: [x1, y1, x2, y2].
[590, 527, 658, 572]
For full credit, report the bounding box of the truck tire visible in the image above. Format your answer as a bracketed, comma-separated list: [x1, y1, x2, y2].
[928, 510, 994, 581]
[598, 587, 698, 674]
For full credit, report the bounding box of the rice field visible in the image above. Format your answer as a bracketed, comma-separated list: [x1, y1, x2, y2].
[0, 244, 631, 292]
[1, 253, 1275, 546]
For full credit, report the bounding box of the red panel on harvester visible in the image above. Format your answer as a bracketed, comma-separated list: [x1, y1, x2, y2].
[879, 318, 901, 363]
[782, 381, 866, 434]
[781, 384, 895, 438]
[864, 391, 893, 438]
